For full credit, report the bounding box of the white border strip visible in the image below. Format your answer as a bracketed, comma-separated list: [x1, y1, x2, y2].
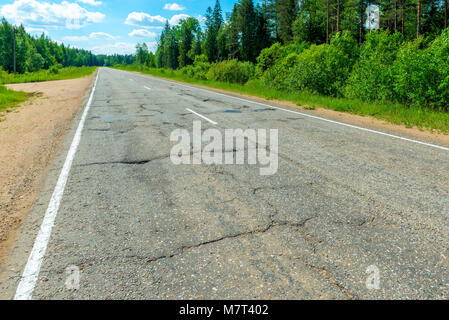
[14, 70, 100, 300]
[142, 74, 449, 152]
[186, 108, 218, 125]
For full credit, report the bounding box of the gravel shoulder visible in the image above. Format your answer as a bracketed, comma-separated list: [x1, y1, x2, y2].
[0, 74, 96, 264]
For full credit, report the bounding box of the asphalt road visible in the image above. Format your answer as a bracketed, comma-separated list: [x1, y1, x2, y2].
[1, 67, 448, 299]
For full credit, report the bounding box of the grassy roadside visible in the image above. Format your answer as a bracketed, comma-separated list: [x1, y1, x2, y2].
[0, 85, 28, 119]
[0, 66, 97, 120]
[0, 66, 97, 85]
[114, 65, 449, 134]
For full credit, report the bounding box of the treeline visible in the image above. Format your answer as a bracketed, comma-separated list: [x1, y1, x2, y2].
[132, 0, 449, 111]
[145, 0, 449, 69]
[152, 0, 273, 68]
[0, 18, 135, 74]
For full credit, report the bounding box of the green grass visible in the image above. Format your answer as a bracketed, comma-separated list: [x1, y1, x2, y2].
[114, 64, 449, 134]
[0, 66, 97, 85]
[0, 85, 28, 117]
[0, 66, 97, 119]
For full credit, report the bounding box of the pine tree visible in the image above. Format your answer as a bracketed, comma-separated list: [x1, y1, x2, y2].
[178, 18, 200, 67]
[255, 3, 273, 53]
[417, 0, 422, 37]
[227, 3, 241, 60]
[203, 0, 224, 62]
[445, 0, 448, 29]
[359, 0, 365, 45]
[275, 0, 299, 43]
[239, 0, 257, 61]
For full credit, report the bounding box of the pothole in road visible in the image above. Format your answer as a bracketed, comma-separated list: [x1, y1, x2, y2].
[101, 113, 158, 121]
[218, 108, 276, 113]
[253, 108, 276, 112]
[222, 110, 242, 113]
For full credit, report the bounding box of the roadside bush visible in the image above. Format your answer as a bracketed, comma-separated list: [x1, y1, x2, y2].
[262, 52, 301, 90]
[256, 42, 309, 76]
[429, 29, 449, 110]
[180, 54, 211, 80]
[257, 43, 309, 89]
[27, 52, 45, 73]
[48, 65, 59, 74]
[393, 30, 449, 110]
[392, 39, 436, 106]
[0, 67, 8, 83]
[286, 31, 359, 96]
[345, 30, 403, 101]
[206, 59, 255, 85]
[285, 45, 329, 95]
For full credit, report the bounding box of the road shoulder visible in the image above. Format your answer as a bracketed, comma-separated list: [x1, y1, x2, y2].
[0, 74, 96, 268]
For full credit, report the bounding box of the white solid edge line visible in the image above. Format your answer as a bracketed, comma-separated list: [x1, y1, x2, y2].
[141, 74, 449, 152]
[186, 108, 218, 125]
[14, 70, 100, 300]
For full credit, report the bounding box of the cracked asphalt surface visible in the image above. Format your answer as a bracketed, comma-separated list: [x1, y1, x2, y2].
[1, 67, 448, 299]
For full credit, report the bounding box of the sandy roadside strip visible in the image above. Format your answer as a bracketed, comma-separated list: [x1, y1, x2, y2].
[0, 73, 96, 264]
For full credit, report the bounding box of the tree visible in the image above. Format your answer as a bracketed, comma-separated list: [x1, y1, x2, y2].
[217, 23, 230, 60]
[293, 0, 327, 44]
[28, 52, 45, 72]
[445, 0, 448, 29]
[327, 0, 330, 43]
[275, 0, 299, 43]
[178, 17, 200, 67]
[0, 19, 14, 73]
[360, 0, 365, 45]
[239, 0, 258, 61]
[337, 0, 341, 32]
[227, 3, 241, 59]
[394, 0, 398, 31]
[188, 36, 203, 62]
[418, 0, 422, 37]
[0, 18, 133, 74]
[136, 43, 149, 66]
[255, 3, 274, 53]
[204, 0, 223, 62]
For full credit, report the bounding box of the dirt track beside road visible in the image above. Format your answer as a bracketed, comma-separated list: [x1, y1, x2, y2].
[0, 74, 95, 264]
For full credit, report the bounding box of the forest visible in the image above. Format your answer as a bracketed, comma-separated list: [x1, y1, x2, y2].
[130, 0, 449, 121]
[0, 18, 134, 75]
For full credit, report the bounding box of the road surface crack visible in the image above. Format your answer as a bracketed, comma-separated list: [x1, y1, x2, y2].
[75, 154, 171, 167]
[303, 262, 358, 300]
[144, 223, 275, 265]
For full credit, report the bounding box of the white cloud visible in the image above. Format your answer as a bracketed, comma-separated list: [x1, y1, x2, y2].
[63, 35, 89, 41]
[90, 32, 116, 40]
[144, 26, 164, 30]
[90, 42, 137, 55]
[25, 27, 49, 36]
[163, 3, 185, 11]
[90, 41, 158, 55]
[147, 41, 158, 53]
[169, 14, 189, 25]
[128, 29, 157, 38]
[63, 32, 117, 42]
[77, 0, 102, 6]
[0, 0, 105, 29]
[197, 15, 206, 23]
[125, 12, 166, 26]
[124, 11, 190, 27]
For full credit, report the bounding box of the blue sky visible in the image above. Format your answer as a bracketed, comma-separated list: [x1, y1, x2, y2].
[0, 0, 237, 55]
